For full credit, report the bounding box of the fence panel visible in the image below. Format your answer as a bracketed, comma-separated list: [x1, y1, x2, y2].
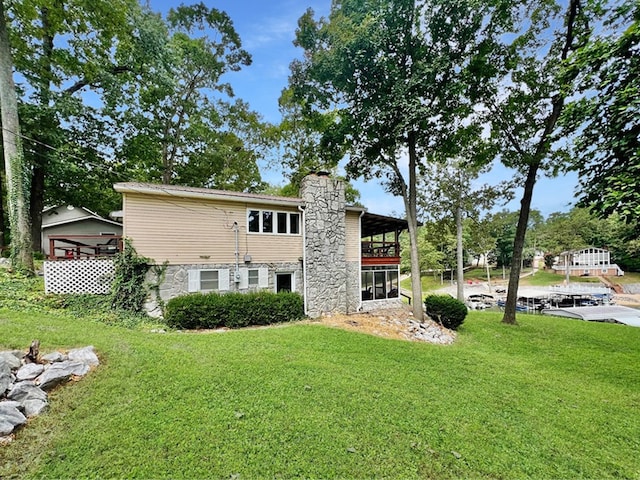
[44, 259, 115, 294]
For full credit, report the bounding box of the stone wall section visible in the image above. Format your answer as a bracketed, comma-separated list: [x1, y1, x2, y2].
[301, 174, 348, 317]
[359, 297, 403, 312]
[145, 262, 303, 317]
[346, 260, 361, 314]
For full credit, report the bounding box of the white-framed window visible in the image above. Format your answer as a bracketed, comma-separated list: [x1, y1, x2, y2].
[200, 270, 218, 290]
[247, 209, 300, 235]
[188, 269, 230, 293]
[275, 272, 294, 293]
[239, 267, 269, 289]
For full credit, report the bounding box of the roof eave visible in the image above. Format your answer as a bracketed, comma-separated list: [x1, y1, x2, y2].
[114, 183, 303, 208]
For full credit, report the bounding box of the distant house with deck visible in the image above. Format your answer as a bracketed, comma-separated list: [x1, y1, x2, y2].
[113, 173, 407, 317]
[553, 247, 624, 277]
[42, 205, 122, 259]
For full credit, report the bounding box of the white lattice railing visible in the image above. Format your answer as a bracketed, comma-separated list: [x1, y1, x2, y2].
[44, 259, 115, 294]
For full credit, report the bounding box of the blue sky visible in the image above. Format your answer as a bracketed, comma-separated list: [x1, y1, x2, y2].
[149, 0, 579, 219]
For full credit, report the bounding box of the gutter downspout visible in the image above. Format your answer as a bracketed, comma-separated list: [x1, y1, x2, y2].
[357, 210, 365, 312]
[233, 222, 240, 287]
[298, 205, 308, 316]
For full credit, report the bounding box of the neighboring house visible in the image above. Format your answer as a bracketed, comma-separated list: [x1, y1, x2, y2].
[114, 173, 408, 317]
[553, 247, 624, 277]
[41, 205, 123, 259]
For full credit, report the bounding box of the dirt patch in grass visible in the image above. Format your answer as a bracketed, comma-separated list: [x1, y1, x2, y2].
[313, 305, 456, 344]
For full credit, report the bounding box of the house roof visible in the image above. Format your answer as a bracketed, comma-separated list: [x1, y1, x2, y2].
[114, 182, 303, 208]
[361, 212, 411, 237]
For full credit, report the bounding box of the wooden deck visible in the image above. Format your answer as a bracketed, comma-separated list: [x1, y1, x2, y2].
[48, 235, 123, 260]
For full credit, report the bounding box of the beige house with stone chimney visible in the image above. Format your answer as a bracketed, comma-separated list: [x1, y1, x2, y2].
[113, 173, 408, 317]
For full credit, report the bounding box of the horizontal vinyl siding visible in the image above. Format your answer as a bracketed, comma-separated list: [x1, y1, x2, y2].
[345, 211, 361, 262]
[123, 193, 303, 265]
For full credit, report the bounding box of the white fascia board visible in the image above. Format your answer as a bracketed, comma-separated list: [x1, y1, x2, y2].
[114, 183, 303, 209]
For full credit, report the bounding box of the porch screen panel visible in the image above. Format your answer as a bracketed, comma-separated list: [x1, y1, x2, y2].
[361, 271, 373, 300]
[388, 270, 399, 297]
[374, 271, 386, 299]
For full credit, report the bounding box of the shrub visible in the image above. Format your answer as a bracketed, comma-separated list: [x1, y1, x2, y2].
[424, 294, 468, 330]
[165, 291, 305, 329]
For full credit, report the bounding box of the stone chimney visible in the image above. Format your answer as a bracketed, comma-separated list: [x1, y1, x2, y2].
[300, 173, 347, 318]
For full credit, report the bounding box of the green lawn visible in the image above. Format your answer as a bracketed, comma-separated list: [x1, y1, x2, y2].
[520, 269, 602, 286]
[2, 306, 639, 478]
[612, 271, 640, 284]
[401, 273, 444, 293]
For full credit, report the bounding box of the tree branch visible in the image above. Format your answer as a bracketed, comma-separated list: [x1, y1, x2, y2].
[64, 65, 134, 95]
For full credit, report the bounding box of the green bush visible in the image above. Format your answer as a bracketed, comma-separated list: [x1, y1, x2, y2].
[165, 291, 305, 329]
[424, 294, 468, 330]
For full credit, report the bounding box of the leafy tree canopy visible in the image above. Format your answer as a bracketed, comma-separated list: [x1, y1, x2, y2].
[562, 1, 640, 231]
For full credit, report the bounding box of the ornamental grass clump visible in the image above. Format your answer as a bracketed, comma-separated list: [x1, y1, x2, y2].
[424, 294, 468, 330]
[165, 291, 305, 329]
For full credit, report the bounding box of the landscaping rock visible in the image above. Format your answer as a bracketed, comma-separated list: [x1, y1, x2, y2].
[1, 343, 96, 442]
[23, 398, 48, 417]
[1, 401, 23, 411]
[41, 351, 66, 363]
[37, 361, 89, 391]
[0, 360, 12, 395]
[6, 382, 47, 404]
[0, 351, 22, 370]
[16, 363, 45, 381]
[0, 403, 27, 436]
[68, 346, 99, 367]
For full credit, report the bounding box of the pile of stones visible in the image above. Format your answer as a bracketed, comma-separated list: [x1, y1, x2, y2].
[0, 344, 99, 444]
[406, 319, 457, 344]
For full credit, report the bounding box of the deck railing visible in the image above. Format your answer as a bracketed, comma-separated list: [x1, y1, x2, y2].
[48, 235, 123, 260]
[361, 241, 400, 258]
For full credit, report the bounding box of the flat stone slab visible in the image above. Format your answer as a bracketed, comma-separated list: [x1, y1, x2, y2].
[41, 351, 66, 363]
[23, 399, 48, 417]
[7, 382, 48, 403]
[0, 360, 12, 395]
[0, 352, 21, 370]
[68, 346, 99, 367]
[16, 363, 45, 381]
[37, 361, 89, 391]
[0, 403, 27, 436]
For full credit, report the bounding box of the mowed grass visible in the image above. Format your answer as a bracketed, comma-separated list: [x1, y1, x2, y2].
[1, 309, 639, 479]
[613, 271, 640, 284]
[520, 269, 602, 286]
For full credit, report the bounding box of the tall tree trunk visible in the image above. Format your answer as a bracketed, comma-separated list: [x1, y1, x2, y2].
[400, 131, 424, 321]
[455, 204, 464, 302]
[29, 162, 45, 252]
[0, 167, 5, 250]
[485, 250, 492, 293]
[29, 5, 56, 253]
[0, 0, 34, 274]
[501, 0, 583, 324]
[502, 161, 539, 324]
